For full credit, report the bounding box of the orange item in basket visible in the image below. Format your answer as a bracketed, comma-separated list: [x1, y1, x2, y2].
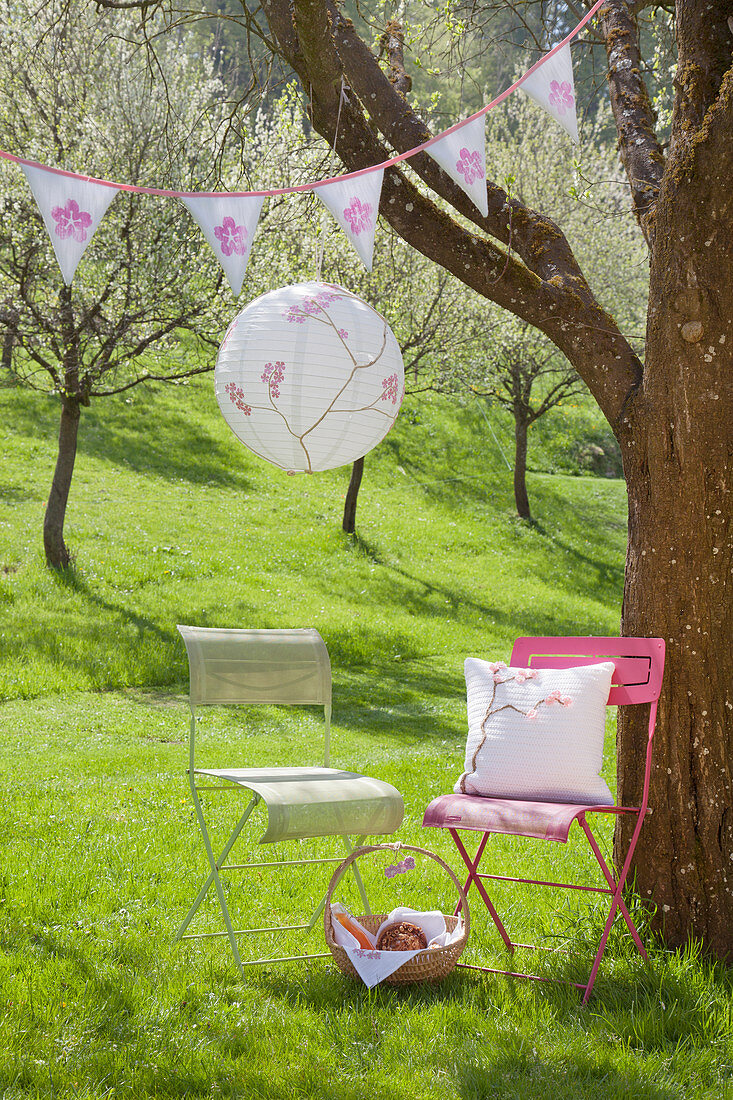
[333, 907, 374, 949]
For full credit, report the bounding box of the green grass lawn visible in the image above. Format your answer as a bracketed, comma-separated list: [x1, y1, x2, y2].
[0, 379, 730, 1099]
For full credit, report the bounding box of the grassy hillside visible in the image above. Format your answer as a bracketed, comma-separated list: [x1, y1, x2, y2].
[2, 377, 729, 1100]
[0, 378, 626, 702]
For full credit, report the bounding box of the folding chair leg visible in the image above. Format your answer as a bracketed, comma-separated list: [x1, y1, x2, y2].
[186, 782, 249, 975]
[302, 835, 369, 933]
[579, 817, 648, 958]
[175, 793, 260, 944]
[449, 829, 514, 952]
[453, 832, 489, 916]
[579, 814, 649, 1004]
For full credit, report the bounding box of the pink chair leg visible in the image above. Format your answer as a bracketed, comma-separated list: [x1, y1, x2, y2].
[449, 829, 514, 952]
[579, 817, 648, 959]
[453, 831, 489, 915]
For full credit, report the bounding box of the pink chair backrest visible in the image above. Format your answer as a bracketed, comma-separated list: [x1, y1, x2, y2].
[510, 636, 665, 706]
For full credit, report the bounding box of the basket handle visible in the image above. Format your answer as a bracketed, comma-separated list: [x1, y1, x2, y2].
[324, 843, 470, 940]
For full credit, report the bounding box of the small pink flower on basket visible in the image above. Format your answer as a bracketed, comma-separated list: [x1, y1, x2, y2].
[385, 855, 416, 878]
[455, 148, 485, 187]
[343, 196, 373, 236]
[214, 216, 247, 257]
[548, 80, 574, 115]
[51, 199, 92, 242]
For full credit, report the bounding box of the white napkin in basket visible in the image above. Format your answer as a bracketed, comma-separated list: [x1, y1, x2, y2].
[331, 906, 463, 988]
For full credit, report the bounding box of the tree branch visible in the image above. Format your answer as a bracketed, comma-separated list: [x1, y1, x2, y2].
[261, 0, 644, 429]
[597, 0, 665, 239]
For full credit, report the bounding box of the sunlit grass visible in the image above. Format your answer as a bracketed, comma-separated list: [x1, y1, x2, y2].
[1, 379, 730, 1098]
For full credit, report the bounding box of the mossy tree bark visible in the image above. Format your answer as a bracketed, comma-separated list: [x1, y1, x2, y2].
[255, 0, 733, 956]
[614, 59, 732, 954]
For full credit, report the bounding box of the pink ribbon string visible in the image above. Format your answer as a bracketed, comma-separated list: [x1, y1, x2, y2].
[0, 0, 605, 199]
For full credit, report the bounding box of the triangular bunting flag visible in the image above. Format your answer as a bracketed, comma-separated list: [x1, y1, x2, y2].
[20, 163, 119, 285]
[314, 169, 384, 271]
[425, 115, 488, 217]
[518, 42, 579, 144]
[179, 193, 265, 295]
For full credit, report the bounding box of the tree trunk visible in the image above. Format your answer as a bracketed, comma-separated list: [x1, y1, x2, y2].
[615, 68, 733, 956]
[513, 416, 530, 520]
[343, 456, 364, 534]
[44, 397, 81, 570]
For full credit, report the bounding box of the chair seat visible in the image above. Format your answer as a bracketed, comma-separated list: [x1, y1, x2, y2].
[195, 766, 404, 843]
[423, 792, 632, 843]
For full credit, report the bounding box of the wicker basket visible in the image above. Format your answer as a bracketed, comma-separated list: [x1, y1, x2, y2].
[324, 843, 469, 984]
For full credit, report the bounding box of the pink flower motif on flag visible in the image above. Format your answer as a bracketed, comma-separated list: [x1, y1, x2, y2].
[261, 361, 285, 398]
[214, 216, 247, 257]
[51, 199, 93, 243]
[548, 80, 574, 115]
[381, 374, 400, 404]
[224, 381, 251, 415]
[343, 197, 373, 236]
[455, 148, 485, 187]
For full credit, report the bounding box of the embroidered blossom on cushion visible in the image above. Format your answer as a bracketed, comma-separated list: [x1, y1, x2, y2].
[455, 658, 615, 804]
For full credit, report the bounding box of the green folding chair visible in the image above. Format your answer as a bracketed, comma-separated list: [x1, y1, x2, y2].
[175, 625, 404, 972]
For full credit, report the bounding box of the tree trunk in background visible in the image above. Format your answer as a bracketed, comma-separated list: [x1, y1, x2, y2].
[615, 66, 733, 955]
[343, 456, 364, 533]
[44, 397, 81, 570]
[513, 416, 530, 519]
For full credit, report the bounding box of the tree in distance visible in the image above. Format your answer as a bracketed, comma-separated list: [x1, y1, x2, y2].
[0, 2, 233, 569]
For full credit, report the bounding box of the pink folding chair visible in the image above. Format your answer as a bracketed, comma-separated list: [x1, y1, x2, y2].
[423, 636, 665, 1002]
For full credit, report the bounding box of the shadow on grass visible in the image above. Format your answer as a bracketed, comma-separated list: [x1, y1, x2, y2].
[6, 386, 252, 491]
[332, 532, 616, 644]
[454, 1049, 680, 1100]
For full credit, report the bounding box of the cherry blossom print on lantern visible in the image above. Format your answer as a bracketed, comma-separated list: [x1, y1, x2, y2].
[426, 114, 488, 216]
[20, 163, 120, 284]
[314, 169, 384, 270]
[215, 282, 405, 473]
[518, 42, 579, 143]
[179, 193, 265, 295]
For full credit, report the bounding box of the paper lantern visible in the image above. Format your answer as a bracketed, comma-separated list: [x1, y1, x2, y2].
[215, 282, 404, 473]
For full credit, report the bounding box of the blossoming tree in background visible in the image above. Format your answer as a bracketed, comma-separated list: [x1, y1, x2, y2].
[0, 2, 233, 568]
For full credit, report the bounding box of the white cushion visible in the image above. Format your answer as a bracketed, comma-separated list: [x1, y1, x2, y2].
[455, 658, 615, 805]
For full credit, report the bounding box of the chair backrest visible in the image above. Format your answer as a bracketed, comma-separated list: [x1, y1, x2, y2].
[510, 636, 665, 706]
[177, 625, 331, 707]
[177, 625, 333, 767]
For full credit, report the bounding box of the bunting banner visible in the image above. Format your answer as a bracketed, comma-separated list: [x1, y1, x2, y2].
[2, 0, 604, 287]
[179, 193, 265, 294]
[518, 42, 579, 145]
[425, 115, 488, 217]
[20, 163, 119, 285]
[313, 168, 384, 271]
